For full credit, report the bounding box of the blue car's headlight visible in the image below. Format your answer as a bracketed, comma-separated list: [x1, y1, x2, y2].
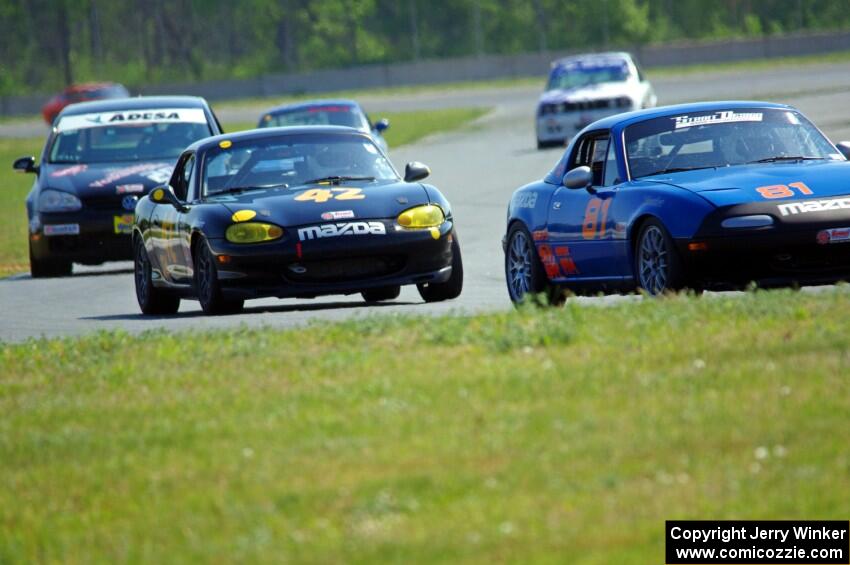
[38, 189, 82, 212]
[721, 215, 774, 229]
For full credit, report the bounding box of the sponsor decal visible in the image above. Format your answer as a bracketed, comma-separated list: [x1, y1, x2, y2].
[297, 221, 386, 241]
[90, 163, 168, 188]
[513, 192, 538, 209]
[121, 195, 139, 211]
[673, 110, 763, 129]
[116, 183, 144, 194]
[50, 164, 88, 178]
[531, 229, 549, 242]
[43, 223, 80, 236]
[538, 244, 579, 278]
[817, 227, 850, 245]
[778, 196, 850, 216]
[114, 215, 134, 235]
[321, 210, 355, 221]
[56, 108, 208, 131]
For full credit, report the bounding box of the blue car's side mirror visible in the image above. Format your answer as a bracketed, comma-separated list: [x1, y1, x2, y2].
[375, 118, 390, 133]
[563, 166, 592, 190]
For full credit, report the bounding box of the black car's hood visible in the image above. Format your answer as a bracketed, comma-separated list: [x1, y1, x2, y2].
[40, 160, 175, 199]
[206, 180, 432, 226]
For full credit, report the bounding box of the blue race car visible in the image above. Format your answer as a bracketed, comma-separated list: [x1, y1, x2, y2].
[504, 101, 850, 303]
[258, 99, 390, 153]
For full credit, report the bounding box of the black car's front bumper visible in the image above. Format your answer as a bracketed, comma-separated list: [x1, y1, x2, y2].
[205, 222, 456, 299]
[30, 210, 135, 264]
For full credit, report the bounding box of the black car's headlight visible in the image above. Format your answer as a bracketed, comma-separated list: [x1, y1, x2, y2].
[38, 189, 82, 212]
[397, 204, 445, 229]
[225, 222, 284, 243]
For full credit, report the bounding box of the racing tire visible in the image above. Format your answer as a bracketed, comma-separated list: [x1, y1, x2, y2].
[29, 241, 72, 278]
[634, 218, 686, 296]
[505, 223, 564, 306]
[362, 286, 401, 302]
[194, 238, 244, 315]
[134, 236, 180, 315]
[417, 233, 463, 303]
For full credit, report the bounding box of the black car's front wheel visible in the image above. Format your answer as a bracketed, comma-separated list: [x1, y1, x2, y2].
[635, 219, 685, 296]
[29, 240, 72, 278]
[362, 286, 401, 302]
[134, 236, 180, 315]
[417, 233, 463, 303]
[194, 238, 244, 315]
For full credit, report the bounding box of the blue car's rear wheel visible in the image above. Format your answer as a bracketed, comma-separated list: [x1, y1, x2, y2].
[635, 219, 684, 295]
[505, 223, 563, 305]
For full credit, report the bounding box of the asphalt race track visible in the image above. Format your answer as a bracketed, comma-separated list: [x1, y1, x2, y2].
[2, 62, 850, 341]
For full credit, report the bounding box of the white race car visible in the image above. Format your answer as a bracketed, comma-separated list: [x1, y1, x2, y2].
[535, 52, 656, 149]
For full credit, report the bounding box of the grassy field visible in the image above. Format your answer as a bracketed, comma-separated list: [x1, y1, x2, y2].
[1, 289, 849, 562]
[0, 107, 487, 278]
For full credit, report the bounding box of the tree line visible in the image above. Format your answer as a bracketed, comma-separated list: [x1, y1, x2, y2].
[2, 0, 849, 95]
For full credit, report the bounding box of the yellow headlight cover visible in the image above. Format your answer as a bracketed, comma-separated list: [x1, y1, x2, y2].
[225, 222, 284, 244]
[397, 204, 445, 229]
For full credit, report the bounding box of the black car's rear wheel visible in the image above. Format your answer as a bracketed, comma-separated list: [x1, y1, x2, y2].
[29, 240, 72, 278]
[194, 238, 244, 315]
[505, 223, 563, 306]
[134, 235, 180, 315]
[362, 286, 401, 302]
[635, 219, 685, 295]
[418, 233, 463, 302]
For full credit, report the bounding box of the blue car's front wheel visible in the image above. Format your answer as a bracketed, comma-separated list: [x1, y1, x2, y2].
[635, 219, 685, 296]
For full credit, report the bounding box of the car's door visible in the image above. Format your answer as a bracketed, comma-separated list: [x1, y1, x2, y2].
[151, 152, 194, 285]
[546, 131, 630, 280]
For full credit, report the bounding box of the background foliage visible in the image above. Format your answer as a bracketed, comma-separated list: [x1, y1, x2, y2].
[1, 0, 850, 95]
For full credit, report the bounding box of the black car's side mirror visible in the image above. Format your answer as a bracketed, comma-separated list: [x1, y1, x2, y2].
[563, 166, 593, 190]
[374, 118, 390, 133]
[150, 185, 186, 211]
[404, 161, 430, 183]
[13, 156, 38, 174]
[837, 141, 850, 160]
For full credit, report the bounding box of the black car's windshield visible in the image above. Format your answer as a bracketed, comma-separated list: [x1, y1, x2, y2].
[259, 105, 367, 130]
[546, 59, 630, 91]
[48, 108, 211, 164]
[203, 133, 397, 196]
[624, 108, 841, 179]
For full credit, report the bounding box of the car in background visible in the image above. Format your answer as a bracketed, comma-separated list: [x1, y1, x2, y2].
[258, 100, 391, 153]
[132, 126, 462, 315]
[505, 101, 850, 303]
[41, 82, 130, 125]
[13, 96, 223, 277]
[536, 52, 656, 149]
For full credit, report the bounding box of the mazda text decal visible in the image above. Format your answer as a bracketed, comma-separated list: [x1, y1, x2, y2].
[298, 221, 386, 241]
[674, 111, 763, 129]
[57, 108, 208, 131]
[778, 197, 850, 216]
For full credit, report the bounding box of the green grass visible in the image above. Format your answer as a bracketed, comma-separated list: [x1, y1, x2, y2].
[0, 138, 42, 277]
[1, 289, 849, 563]
[0, 108, 487, 278]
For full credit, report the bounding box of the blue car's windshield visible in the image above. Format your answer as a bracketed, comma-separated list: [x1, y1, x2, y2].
[546, 60, 630, 91]
[259, 105, 367, 130]
[624, 108, 841, 179]
[203, 133, 398, 196]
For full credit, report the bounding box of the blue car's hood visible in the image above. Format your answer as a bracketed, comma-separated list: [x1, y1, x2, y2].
[645, 160, 850, 207]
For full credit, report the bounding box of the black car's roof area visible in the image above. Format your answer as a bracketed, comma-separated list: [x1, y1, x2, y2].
[263, 99, 359, 116]
[58, 96, 210, 117]
[187, 126, 370, 152]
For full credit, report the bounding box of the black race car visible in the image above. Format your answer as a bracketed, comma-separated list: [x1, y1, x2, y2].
[13, 96, 223, 277]
[132, 126, 463, 315]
